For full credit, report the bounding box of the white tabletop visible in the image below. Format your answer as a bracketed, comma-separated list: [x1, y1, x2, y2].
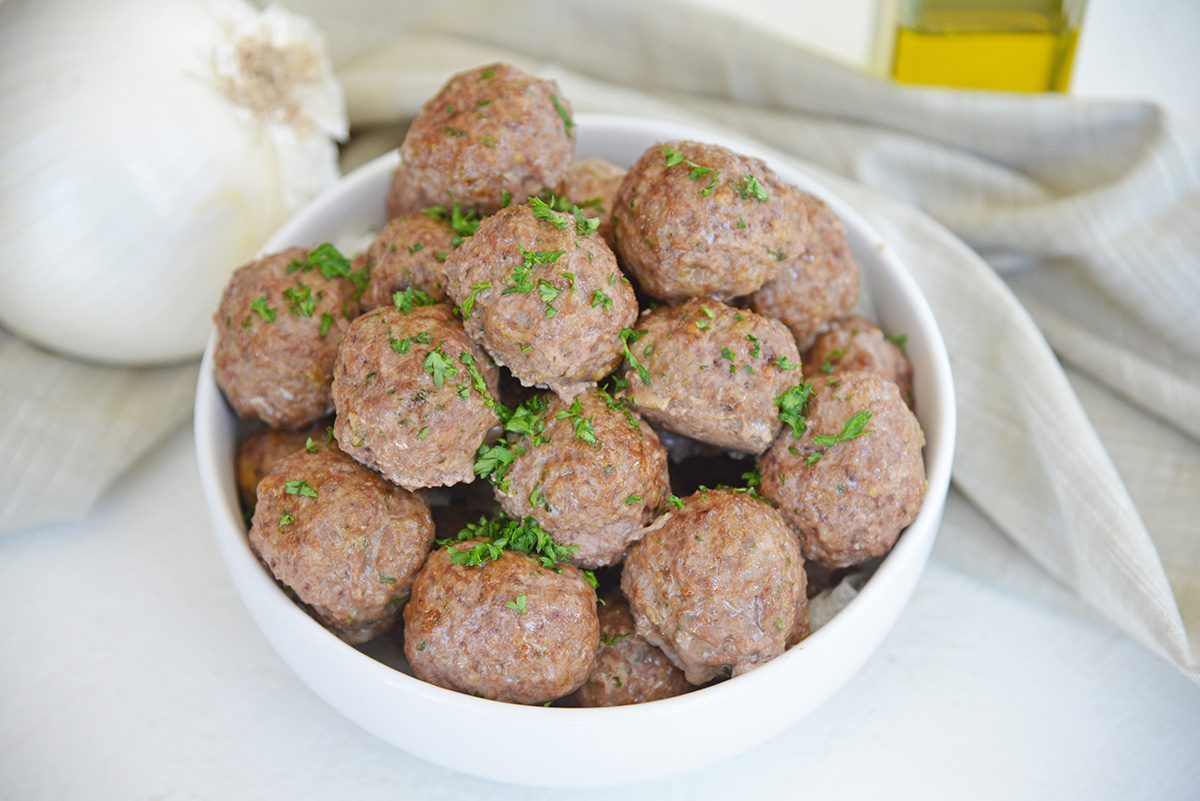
[4, 0, 1200, 798]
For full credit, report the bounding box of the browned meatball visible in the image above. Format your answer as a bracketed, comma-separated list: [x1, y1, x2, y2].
[445, 199, 637, 399]
[331, 303, 501, 490]
[803, 315, 914, 406]
[558, 156, 626, 251]
[386, 62, 574, 218]
[235, 424, 330, 511]
[358, 213, 461, 310]
[746, 197, 860, 349]
[248, 444, 435, 644]
[492, 388, 671, 569]
[758, 371, 926, 569]
[571, 590, 693, 707]
[620, 489, 805, 685]
[213, 246, 362, 430]
[620, 299, 803, 453]
[611, 140, 814, 301]
[403, 534, 600, 704]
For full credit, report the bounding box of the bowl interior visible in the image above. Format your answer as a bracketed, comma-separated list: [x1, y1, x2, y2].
[195, 112, 956, 788]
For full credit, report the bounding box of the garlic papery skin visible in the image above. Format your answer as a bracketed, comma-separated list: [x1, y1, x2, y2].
[0, 0, 348, 365]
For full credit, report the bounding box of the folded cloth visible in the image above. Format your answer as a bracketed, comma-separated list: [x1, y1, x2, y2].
[3, 0, 1196, 685]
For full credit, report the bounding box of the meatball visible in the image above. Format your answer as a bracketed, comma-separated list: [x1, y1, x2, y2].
[235, 424, 329, 511]
[803, 315, 914, 406]
[571, 590, 693, 707]
[758, 371, 926, 568]
[386, 62, 574, 218]
[493, 388, 672, 569]
[248, 444, 435, 644]
[558, 156, 626, 251]
[213, 246, 362, 430]
[620, 489, 806, 685]
[445, 199, 637, 399]
[746, 197, 860, 349]
[620, 298, 803, 453]
[358, 212, 462, 310]
[331, 303, 501, 490]
[403, 535, 600, 704]
[611, 140, 814, 301]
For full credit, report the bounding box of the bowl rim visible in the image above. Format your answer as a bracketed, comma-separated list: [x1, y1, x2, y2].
[194, 110, 956, 777]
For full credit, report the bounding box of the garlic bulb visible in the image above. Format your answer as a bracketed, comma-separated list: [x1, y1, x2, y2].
[0, 0, 347, 365]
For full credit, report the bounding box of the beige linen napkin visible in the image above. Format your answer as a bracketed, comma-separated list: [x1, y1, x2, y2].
[3, 0, 1196, 683]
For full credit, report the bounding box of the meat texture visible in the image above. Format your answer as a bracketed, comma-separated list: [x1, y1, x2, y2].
[445, 199, 637, 399]
[358, 212, 462, 310]
[493, 388, 672, 568]
[621, 298, 803, 453]
[386, 62, 574, 218]
[571, 590, 693, 707]
[213, 246, 361, 430]
[611, 140, 814, 301]
[248, 444, 435, 643]
[332, 303, 501, 489]
[746, 196, 860, 349]
[758, 370, 926, 568]
[403, 539, 599, 704]
[803, 315, 914, 406]
[620, 489, 806, 685]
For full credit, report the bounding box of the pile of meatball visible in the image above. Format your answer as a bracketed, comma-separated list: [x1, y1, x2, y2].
[212, 62, 927, 707]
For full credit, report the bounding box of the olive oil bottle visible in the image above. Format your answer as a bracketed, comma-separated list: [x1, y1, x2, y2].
[886, 0, 1086, 92]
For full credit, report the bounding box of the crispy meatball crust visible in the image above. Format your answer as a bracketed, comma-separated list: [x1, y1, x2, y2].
[445, 201, 637, 399]
[213, 247, 361, 430]
[403, 541, 600, 704]
[611, 140, 814, 301]
[803, 315, 914, 406]
[331, 303, 501, 490]
[248, 445, 435, 644]
[621, 298, 803, 453]
[495, 389, 672, 569]
[746, 196, 860, 349]
[571, 590, 693, 707]
[620, 489, 806, 685]
[359, 214, 458, 311]
[758, 371, 926, 569]
[386, 62, 574, 217]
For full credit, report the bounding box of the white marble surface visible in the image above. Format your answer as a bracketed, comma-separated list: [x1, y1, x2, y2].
[3, 0, 1200, 798]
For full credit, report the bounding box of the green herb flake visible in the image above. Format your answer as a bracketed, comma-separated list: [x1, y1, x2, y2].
[393, 286, 436, 314]
[530, 195, 569, 230]
[458, 282, 492, 318]
[538, 279, 562, 317]
[278, 510, 294, 528]
[737, 173, 770, 202]
[774, 355, 801, 371]
[318, 312, 334, 338]
[812, 410, 873, 448]
[591, 289, 613, 312]
[625, 494, 642, 506]
[284, 479, 318, 499]
[550, 93, 574, 138]
[775, 382, 815, 438]
[506, 594, 528, 614]
[249, 296, 276, 323]
[423, 345, 458, 387]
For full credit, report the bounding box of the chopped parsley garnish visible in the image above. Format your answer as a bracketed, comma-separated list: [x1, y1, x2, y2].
[885, 332, 909, 354]
[775, 382, 815, 438]
[812, 410, 873, 447]
[601, 632, 631, 646]
[555, 397, 598, 447]
[746, 333, 762, 358]
[531, 196, 569, 230]
[620, 328, 652, 385]
[278, 510, 294, 528]
[284, 479, 318, 498]
[249, 296, 276, 323]
[773, 355, 800, 371]
[422, 203, 482, 239]
[283, 282, 315, 317]
[663, 145, 686, 167]
[458, 352, 495, 408]
[550, 94, 573, 137]
[458, 282, 491, 318]
[624, 494, 642, 505]
[537, 279, 562, 318]
[736, 173, 770, 201]
[390, 337, 411, 354]
[591, 289, 613, 312]
[440, 513, 590, 582]
[505, 247, 565, 295]
[506, 594, 528, 614]
[318, 312, 334, 338]
[393, 286, 436, 314]
[720, 346, 738, 372]
[423, 344, 458, 387]
[407, 242, 425, 255]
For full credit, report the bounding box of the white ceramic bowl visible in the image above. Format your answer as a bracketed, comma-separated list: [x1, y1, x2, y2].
[195, 113, 956, 789]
